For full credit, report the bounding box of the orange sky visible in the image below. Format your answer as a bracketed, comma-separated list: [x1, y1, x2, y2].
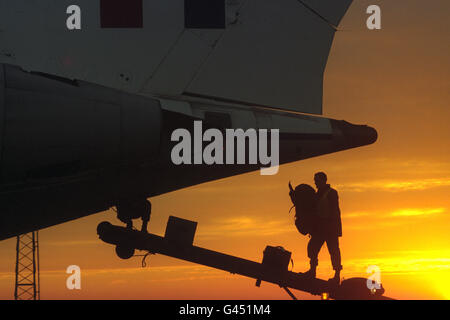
[1, 0, 449, 300]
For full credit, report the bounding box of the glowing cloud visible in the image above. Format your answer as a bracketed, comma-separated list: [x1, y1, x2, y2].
[336, 178, 450, 192]
[390, 208, 446, 217]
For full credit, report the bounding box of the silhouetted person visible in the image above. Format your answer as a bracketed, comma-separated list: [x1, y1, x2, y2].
[116, 199, 151, 233]
[306, 172, 342, 283]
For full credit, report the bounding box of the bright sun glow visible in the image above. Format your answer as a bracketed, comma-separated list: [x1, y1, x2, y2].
[427, 271, 450, 300]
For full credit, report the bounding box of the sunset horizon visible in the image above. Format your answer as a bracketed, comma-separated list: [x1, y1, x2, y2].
[0, 0, 449, 301]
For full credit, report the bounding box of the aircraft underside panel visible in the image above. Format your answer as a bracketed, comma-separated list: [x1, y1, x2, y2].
[0, 0, 354, 115]
[0, 0, 187, 92]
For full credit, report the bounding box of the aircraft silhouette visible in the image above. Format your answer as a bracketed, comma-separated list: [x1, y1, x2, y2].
[0, 1, 377, 243]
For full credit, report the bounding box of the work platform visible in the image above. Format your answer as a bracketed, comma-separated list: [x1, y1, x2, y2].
[97, 216, 392, 300]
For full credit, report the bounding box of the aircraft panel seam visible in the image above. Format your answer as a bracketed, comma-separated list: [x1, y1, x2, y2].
[296, 0, 337, 31]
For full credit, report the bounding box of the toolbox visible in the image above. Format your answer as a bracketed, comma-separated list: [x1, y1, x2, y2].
[164, 216, 197, 246]
[262, 246, 292, 272]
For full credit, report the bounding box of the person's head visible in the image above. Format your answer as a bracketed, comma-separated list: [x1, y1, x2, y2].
[314, 172, 328, 189]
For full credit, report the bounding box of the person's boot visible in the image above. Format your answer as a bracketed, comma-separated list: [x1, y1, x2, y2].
[303, 265, 317, 278]
[329, 269, 340, 284]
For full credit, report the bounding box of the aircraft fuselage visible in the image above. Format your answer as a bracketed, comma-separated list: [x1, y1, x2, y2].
[0, 64, 376, 240]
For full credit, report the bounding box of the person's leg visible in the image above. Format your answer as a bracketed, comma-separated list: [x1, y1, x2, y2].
[117, 202, 134, 229]
[117, 213, 133, 229]
[306, 235, 325, 277]
[141, 217, 149, 233]
[325, 236, 342, 282]
[140, 200, 151, 233]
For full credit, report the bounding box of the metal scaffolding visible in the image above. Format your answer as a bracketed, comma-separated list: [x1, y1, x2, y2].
[14, 231, 40, 300]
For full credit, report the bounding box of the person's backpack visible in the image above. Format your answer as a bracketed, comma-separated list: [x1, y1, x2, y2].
[290, 184, 317, 235]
